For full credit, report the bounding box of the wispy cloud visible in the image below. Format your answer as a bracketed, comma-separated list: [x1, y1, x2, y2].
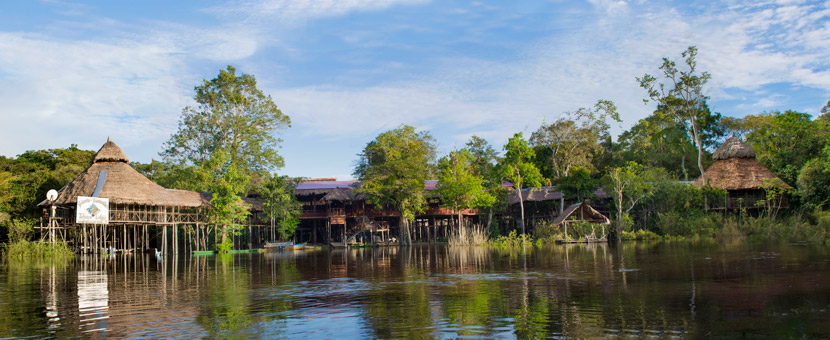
[209, 0, 431, 22]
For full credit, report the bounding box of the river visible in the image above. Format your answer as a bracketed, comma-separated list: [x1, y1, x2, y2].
[1, 242, 829, 339]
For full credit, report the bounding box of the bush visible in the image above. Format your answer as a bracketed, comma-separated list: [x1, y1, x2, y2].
[488, 230, 531, 248]
[3, 239, 74, 259]
[619, 229, 661, 241]
[6, 218, 35, 243]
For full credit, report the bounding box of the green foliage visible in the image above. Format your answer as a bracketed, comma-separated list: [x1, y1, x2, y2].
[488, 230, 532, 248]
[132, 160, 209, 191]
[162, 66, 289, 246]
[217, 238, 234, 253]
[257, 174, 302, 241]
[638, 46, 724, 181]
[354, 125, 437, 244]
[499, 133, 544, 236]
[6, 218, 35, 243]
[533, 221, 563, 243]
[161, 65, 291, 175]
[436, 149, 495, 233]
[0, 145, 95, 224]
[604, 162, 666, 234]
[617, 114, 701, 180]
[742, 110, 827, 185]
[530, 99, 620, 180]
[3, 240, 74, 259]
[557, 166, 597, 202]
[619, 229, 661, 241]
[797, 146, 830, 209]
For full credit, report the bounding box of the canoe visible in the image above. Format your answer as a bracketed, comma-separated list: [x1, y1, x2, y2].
[192, 250, 217, 255]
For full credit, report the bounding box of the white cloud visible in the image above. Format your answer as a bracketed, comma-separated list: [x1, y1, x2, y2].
[209, 0, 430, 22]
[0, 32, 191, 158]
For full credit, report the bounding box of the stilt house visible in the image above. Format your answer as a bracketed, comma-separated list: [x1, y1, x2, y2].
[694, 136, 792, 210]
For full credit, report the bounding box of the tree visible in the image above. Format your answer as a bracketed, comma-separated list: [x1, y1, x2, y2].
[797, 145, 830, 210]
[742, 110, 826, 185]
[638, 46, 723, 184]
[558, 167, 597, 203]
[617, 114, 699, 180]
[604, 162, 663, 236]
[530, 100, 620, 180]
[435, 149, 495, 236]
[499, 133, 543, 237]
[161, 65, 291, 178]
[353, 125, 437, 245]
[257, 174, 302, 241]
[464, 136, 505, 232]
[161, 66, 291, 250]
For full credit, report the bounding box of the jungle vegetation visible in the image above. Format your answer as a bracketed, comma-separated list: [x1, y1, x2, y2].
[3, 48, 830, 249]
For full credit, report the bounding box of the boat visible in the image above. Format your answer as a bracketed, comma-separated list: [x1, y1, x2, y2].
[265, 241, 307, 250]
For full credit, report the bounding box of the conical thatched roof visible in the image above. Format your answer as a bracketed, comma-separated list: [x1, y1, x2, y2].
[42, 139, 208, 207]
[695, 137, 791, 190]
[713, 136, 756, 160]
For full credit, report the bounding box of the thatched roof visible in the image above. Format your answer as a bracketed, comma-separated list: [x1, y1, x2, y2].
[695, 158, 791, 190]
[508, 187, 609, 205]
[696, 137, 791, 191]
[713, 136, 756, 160]
[92, 137, 130, 164]
[41, 139, 208, 207]
[552, 202, 610, 225]
[322, 187, 357, 201]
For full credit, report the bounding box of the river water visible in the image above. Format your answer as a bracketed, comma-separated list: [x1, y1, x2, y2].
[1, 242, 830, 339]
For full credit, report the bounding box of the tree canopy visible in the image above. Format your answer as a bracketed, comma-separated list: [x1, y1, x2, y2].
[353, 125, 437, 245]
[638, 46, 724, 183]
[499, 132, 543, 236]
[161, 65, 291, 178]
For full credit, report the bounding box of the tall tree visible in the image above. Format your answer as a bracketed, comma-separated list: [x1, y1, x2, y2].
[161, 66, 291, 250]
[617, 113, 699, 180]
[499, 133, 543, 237]
[257, 174, 302, 242]
[638, 46, 723, 184]
[530, 100, 620, 180]
[604, 162, 663, 236]
[161, 65, 291, 177]
[464, 136, 505, 232]
[353, 125, 437, 245]
[435, 149, 494, 235]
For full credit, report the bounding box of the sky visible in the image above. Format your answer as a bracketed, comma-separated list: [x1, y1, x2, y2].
[1, 0, 828, 180]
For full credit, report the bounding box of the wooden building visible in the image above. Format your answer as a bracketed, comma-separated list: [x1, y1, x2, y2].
[38, 138, 267, 254]
[694, 136, 792, 210]
[294, 179, 481, 245]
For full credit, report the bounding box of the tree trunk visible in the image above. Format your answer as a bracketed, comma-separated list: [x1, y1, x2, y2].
[518, 187, 526, 236]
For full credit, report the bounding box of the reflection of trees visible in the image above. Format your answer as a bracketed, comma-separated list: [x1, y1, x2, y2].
[0, 258, 80, 339]
[196, 255, 254, 339]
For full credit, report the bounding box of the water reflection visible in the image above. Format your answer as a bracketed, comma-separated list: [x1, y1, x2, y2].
[1, 242, 829, 338]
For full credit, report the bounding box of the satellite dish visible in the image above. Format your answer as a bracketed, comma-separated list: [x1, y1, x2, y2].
[46, 189, 58, 202]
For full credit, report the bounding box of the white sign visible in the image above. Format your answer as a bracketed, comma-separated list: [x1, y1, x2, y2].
[76, 196, 109, 225]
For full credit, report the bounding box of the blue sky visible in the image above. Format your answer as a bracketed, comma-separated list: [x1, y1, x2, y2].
[1, 0, 828, 180]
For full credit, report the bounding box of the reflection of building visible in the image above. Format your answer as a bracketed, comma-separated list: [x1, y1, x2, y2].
[77, 271, 109, 333]
[695, 136, 791, 210]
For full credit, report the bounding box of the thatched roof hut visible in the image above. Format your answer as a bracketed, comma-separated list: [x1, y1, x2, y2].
[508, 187, 609, 205]
[41, 138, 209, 208]
[552, 202, 610, 226]
[695, 136, 791, 190]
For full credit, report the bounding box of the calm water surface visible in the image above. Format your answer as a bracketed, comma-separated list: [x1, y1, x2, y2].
[2, 242, 830, 339]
